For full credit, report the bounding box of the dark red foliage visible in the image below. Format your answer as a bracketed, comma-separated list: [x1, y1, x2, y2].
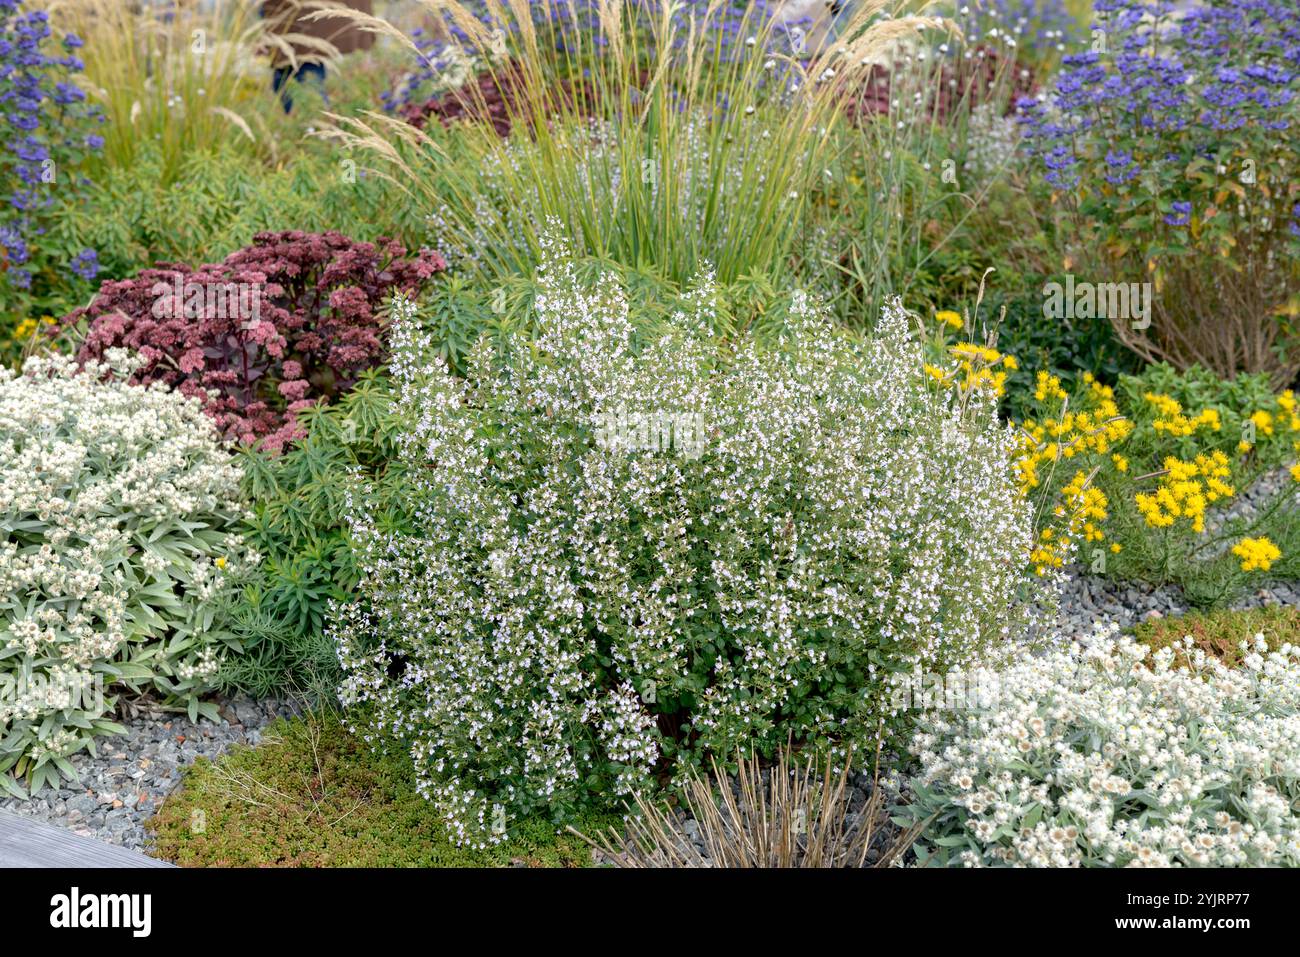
[59, 231, 446, 453]
[400, 63, 603, 137]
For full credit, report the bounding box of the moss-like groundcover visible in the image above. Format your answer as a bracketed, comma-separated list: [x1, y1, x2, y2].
[148, 713, 617, 867]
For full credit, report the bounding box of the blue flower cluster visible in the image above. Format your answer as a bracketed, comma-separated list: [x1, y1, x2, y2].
[1019, 0, 1300, 202]
[0, 0, 101, 292]
[381, 0, 812, 114]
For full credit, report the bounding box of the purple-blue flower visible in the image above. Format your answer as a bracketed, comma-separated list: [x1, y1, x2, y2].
[69, 247, 97, 281]
[1, 1, 102, 305]
[1164, 201, 1192, 227]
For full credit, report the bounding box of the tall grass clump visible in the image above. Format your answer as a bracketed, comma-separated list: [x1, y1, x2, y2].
[325, 0, 945, 293]
[42, 0, 330, 185]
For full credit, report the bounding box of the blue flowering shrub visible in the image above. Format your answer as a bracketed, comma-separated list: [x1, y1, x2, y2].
[0, 1, 102, 365]
[1018, 0, 1300, 386]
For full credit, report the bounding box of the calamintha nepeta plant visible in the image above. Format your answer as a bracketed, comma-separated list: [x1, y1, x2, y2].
[332, 248, 1039, 846]
[0, 351, 252, 796]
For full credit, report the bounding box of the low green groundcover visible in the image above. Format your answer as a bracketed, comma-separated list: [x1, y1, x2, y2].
[1132, 606, 1299, 668]
[147, 713, 617, 867]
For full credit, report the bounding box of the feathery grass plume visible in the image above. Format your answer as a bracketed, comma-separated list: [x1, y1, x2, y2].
[574, 744, 926, 868]
[321, 0, 946, 292]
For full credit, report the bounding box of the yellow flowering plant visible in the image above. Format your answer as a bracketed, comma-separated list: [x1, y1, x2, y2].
[926, 312, 1298, 602]
[1035, 365, 1298, 602]
[1, 315, 57, 370]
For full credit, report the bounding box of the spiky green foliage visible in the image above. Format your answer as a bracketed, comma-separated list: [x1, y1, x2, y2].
[225, 370, 413, 700]
[51, 143, 423, 286]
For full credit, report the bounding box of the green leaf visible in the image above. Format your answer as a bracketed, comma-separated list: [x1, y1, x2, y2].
[196, 701, 221, 723]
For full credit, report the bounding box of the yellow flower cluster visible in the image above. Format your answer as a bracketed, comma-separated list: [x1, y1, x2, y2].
[1231, 536, 1281, 573]
[6, 315, 55, 343]
[1030, 469, 1113, 575]
[1034, 370, 1067, 403]
[1134, 451, 1234, 533]
[1144, 392, 1221, 436]
[1059, 470, 1108, 543]
[1014, 374, 1132, 494]
[1029, 527, 1066, 575]
[1277, 390, 1299, 429]
[12, 318, 39, 340]
[926, 342, 1018, 398]
[922, 311, 1299, 580]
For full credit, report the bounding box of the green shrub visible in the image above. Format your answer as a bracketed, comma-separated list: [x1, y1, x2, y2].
[224, 371, 410, 700]
[0, 351, 252, 797]
[50, 143, 425, 286]
[1019, 0, 1300, 385]
[148, 711, 613, 867]
[225, 263, 819, 702]
[817, 44, 1034, 327]
[978, 285, 1142, 421]
[332, 253, 1039, 845]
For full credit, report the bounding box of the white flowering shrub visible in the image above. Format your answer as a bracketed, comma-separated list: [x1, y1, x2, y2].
[899, 628, 1300, 867]
[0, 352, 250, 797]
[334, 255, 1036, 845]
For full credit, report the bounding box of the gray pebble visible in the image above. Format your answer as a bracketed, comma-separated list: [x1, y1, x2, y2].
[0, 694, 297, 857]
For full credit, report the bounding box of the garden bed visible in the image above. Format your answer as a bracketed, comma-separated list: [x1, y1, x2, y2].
[2, 0, 1299, 872]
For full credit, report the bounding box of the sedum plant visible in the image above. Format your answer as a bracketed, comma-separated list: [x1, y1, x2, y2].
[899, 627, 1300, 867]
[333, 251, 1039, 846]
[57, 230, 446, 454]
[0, 351, 252, 797]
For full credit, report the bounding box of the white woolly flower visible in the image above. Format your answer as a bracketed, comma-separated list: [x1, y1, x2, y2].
[901, 625, 1300, 868]
[0, 354, 247, 786]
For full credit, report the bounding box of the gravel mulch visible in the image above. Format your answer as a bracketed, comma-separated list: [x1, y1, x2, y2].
[0, 695, 296, 855]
